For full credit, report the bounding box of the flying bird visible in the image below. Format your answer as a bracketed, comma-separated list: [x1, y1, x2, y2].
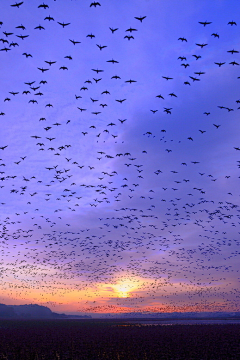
[34, 25, 45, 30]
[126, 27, 137, 32]
[227, 49, 239, 54]
[45, 60, 56, 66]
[44, 15, 54, 21]
[97, 44, 107, 50]
[162, 76, 173, 80]
[198, 21, 212, 26]
[196, 43, 208, 48]
[107, 59, 119, 64]
[134, 16, 146, 22]
[11, 2, 24, 7]
[192, 54, 201, 60]
[109, 27, 118, 33]
[90, 2, 101, 7]
[124, 35, 134, 40]
[87, 33, 95, 39]
[178, 37, 187, 42]
[69, 39, 81, 45]
[228, 21, 237, 26]
[22, 52, 32, 58]
[58, 22, 71, 28]
[38, 67, 49, 72]
[214, 62, 225, 67]
[16, 34, 29, 40]
[38, 3, 49, 9]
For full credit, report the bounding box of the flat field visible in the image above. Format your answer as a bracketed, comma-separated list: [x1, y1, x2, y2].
[0, 319, 239, 359]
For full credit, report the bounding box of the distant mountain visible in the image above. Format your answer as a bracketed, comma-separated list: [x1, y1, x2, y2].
[0, 304, 16, 318]
[0, 304, 91, 319]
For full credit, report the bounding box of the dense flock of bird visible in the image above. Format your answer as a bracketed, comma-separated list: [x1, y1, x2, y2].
[0, 1, 240, 314]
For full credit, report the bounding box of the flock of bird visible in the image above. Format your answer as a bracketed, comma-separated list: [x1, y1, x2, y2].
[0, 1, 240, 314]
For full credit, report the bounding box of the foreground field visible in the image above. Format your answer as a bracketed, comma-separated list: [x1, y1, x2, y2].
[0, 319, 239, 359]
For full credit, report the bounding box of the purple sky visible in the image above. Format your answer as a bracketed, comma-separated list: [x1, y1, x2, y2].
[0, 0, 240, 315]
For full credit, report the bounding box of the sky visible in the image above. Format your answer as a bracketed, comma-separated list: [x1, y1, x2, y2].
[0, 0, 240, 316]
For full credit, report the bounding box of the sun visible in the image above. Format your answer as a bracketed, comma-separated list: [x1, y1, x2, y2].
[113, 279, 139, 298]
[116, 284, 130, 298]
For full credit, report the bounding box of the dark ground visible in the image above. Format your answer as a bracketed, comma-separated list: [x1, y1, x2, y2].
[0, 319, 239, 359]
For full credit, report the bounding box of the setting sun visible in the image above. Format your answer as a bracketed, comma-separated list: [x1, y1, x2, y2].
[113, 279, 140, 298]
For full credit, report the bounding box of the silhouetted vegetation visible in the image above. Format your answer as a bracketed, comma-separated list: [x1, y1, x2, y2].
[0, 320, 239, 359]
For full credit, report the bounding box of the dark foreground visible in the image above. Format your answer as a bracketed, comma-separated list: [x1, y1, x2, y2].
[0, 319, 240, 359]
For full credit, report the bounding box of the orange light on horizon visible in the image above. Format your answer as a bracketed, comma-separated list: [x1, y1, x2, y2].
[112, 278, 142, 298]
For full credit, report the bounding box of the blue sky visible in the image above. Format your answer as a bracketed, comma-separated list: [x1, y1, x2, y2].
[0, 0, 240, 314]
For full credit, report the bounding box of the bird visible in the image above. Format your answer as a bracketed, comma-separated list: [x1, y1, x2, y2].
[111, 75, 121, 79]
[228, 21, 237, 26]
[195, 71, 205, 76]
[125, 79, 136, 84]
[34, 25, 45, 30]
[198, 21, 212, 26]
[58, 22, 71, 28]
[45, 60, 56, 66]
[192, 54, 201, 60]
[126, 27, 137, 33]
[90, 2, 101, 7]
[16, 34, 29, 40]
[164, 108, 172, 114]
[69, 39, 81, 45]
[22, 53, 32, 58]
[109, 27, 118, 33]
[196, 43, 208, 48]
[44, 15, 54, 21]
[116, 99, 126, 103]
[92, 69, 103, 73]
[227, 49, 239, 54]
[162, 76, 173, 80]
[9, 91, 19, 96]
[107, 59, 119, 64]
[134, 16, 146, 22]
[3, 32, 13, 37]
[11, 2, 24, 8]
[124, 35, 134, 40]
[87, 33, 95, 39]
[189, 76, 200, 81]
[96, 44, 107, 50]
[38, 3, 49, 9]
[214, 62, 225, 67]
[178, 56, 187, 61]
[38, 67, 49, 72]
[178, 37, 187, 42]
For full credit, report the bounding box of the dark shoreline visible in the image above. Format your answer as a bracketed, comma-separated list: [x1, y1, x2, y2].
[0, 320, 240, 359]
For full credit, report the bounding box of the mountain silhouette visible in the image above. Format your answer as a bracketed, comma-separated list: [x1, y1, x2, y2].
[0, 303, 91, 319]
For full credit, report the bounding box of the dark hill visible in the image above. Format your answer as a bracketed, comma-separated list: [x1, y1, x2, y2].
[0, 303, 91, 319]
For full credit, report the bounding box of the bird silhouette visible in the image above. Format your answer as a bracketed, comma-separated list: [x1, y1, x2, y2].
[11, 2, 24, 8]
